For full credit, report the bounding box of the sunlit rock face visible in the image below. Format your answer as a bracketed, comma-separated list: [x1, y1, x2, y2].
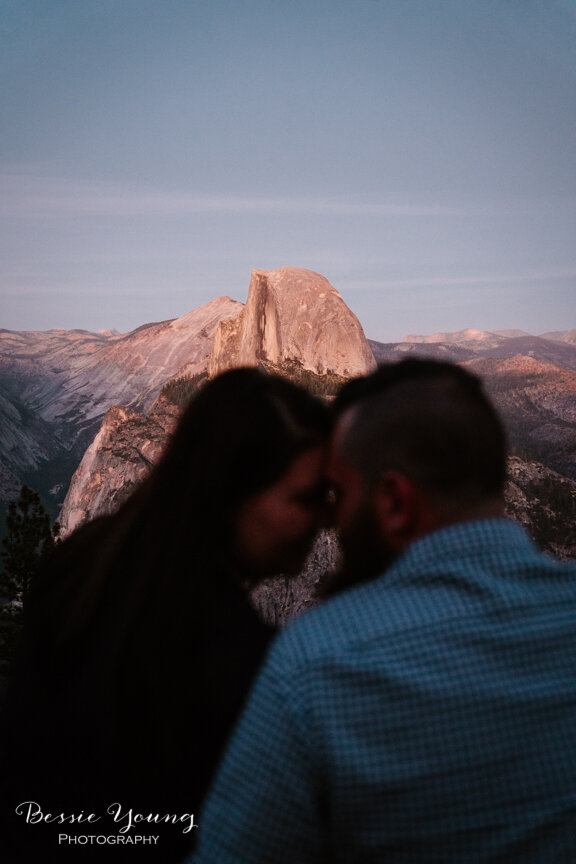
[0, 297, 242, 518]
[209, 267, 376, 378]
[505, 455, 576, 562]
[11, 265, 576, 569]
[466, 355, 576, 480]
[57, 268, 374, 536]
[0, 296, 242, 447]
[58, 395, 180, 535]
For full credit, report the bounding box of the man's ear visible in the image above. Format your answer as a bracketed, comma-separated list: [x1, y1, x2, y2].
[373, 470, 421, 548]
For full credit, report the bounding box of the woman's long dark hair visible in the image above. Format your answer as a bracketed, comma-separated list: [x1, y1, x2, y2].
[49, 367, 330, 644]
[3, 367, 330, 858]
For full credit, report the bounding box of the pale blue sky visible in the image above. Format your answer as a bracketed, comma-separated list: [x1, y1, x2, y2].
[1, 0, 575, 341]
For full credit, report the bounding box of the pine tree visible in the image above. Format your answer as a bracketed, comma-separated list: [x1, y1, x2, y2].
[0, 486, 59, 702]
[0, 485, 59, 608]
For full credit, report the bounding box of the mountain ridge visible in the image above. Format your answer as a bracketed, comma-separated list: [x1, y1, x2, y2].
[0, 268, 376, 524]
[0, 296, 243, 520]
[1, 270, 574, 564]
[209, 267, 376, 378]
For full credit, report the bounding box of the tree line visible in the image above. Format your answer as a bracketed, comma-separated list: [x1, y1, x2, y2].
[0, 486, 59, 707]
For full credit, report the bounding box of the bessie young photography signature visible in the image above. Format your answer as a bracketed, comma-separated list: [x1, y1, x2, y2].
[14, 801, 198, 834]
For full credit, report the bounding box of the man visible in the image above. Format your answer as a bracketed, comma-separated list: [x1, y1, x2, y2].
[191, 359, 576, 863]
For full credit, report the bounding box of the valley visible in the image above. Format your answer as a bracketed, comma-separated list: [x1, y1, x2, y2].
[1, 267, 575, 578]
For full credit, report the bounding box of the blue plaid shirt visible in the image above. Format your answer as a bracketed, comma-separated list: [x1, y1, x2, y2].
[191, 519, 576, 863]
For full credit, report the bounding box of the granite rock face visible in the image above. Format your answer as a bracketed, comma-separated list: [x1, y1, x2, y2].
[58, 395, 180, 535]
[0, 297, 242, 518]
[505, 455, 576, 561]
[0, 296, 242, 443]
[56, 268, 377, 533]
[209, 267, 375, 378]
[250, 530, 340, 626]
[466, 355, 576, 480]
[9, 269, 576, 573]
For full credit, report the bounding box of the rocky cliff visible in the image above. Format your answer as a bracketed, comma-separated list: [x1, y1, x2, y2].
[0, 297, 242, 520]
[51, 321, 576, 622]
[466, 355, 576, 480]
[505, 456, 576, 562]
[56, 268, 376, 533]
[5, 267, 576, 576]
[209, 267, 376, 378]
[0, 384, 62, 489]
[58, 396, 576, 619]
[1, 267, 378, 522]
[256, 453, 576, 624]
[0, 296, 241, 441]
[58, 395, 180, 534]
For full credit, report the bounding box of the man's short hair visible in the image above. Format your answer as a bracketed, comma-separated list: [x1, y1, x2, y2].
[334, 359, 507, 505]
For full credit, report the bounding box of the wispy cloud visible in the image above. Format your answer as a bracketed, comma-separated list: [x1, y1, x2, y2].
[0, 171, 473, 219]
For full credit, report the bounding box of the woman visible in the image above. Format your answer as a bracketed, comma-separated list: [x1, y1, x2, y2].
[1, 368, 330, 863]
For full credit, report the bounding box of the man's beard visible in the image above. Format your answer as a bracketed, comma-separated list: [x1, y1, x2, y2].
[317, 498, 396, 599]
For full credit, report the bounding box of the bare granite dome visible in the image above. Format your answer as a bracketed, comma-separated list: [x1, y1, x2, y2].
[209, 267, 376, 378]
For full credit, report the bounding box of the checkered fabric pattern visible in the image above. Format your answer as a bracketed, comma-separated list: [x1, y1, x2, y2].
[191, 519, 576, 863]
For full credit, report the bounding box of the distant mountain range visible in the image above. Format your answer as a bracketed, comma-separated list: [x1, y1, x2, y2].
[1, 267, 575, 568]
[370, 330, 576, 370]
[401, 326, 576, 346]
